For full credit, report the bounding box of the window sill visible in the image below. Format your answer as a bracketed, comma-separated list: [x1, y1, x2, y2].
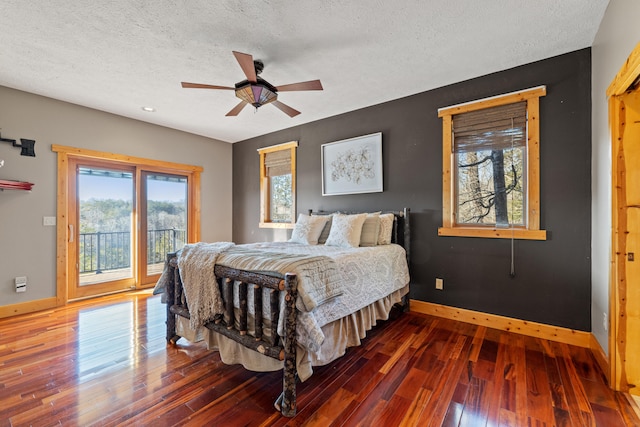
[438, 227, 547, 241]
[259, 222, 295, 230]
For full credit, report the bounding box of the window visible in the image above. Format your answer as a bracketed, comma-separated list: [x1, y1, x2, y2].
[438, 86, 547, 240]
[258, 141, 297, 228]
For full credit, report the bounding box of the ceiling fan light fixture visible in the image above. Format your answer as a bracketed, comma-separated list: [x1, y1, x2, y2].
[182, 51, 322, 117]
[235, 81, 277, 108]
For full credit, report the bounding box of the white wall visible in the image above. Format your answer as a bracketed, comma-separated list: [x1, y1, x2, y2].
[0, 85, 232, 307]
[591, 0, 640, 354]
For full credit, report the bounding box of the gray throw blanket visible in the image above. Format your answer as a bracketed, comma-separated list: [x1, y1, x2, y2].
[178, 242, 235, 329]
[156, 243, 342, 335]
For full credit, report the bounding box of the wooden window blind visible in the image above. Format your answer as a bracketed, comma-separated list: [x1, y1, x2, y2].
[264, 149, 291, 177]
[452, 101, 527, 153]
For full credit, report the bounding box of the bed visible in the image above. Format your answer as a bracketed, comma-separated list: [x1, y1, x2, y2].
[155, 208, 410, 417]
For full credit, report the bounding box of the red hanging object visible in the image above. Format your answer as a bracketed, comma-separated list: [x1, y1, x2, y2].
[0, 179, 34, 191]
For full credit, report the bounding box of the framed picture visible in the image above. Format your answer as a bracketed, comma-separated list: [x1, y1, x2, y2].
[321, 132, 383, 196]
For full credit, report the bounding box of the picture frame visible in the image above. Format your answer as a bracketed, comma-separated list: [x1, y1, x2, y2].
[321, 132, 383, 196]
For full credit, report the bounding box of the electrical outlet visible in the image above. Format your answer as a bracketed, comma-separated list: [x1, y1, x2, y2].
[435, 278, 444, 290]
[15, 276, 27, 293]
[603, 312, 608, 332]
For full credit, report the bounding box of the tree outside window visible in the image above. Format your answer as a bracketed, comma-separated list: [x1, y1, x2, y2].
[270, 173, 293, 223]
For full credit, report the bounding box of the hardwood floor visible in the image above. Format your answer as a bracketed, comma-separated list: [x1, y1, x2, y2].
[1, 290, 639, 426]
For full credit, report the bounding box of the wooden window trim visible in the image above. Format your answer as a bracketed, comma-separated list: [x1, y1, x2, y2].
[257, 141, 297, 229]
[437, 86, 547, 240]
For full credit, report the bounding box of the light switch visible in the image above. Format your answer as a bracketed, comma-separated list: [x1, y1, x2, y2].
[43, 216, 56, 226]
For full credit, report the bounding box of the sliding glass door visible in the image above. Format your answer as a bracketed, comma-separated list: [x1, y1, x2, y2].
[141, 172, 188, 281]
[62, 152, 200, 301]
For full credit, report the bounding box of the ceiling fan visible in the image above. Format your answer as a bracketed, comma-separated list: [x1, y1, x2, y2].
[181, 51, 323, 117]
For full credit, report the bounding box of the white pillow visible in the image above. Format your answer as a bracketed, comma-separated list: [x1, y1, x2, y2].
[377, 213, 395, 245]
[313, 214, 333, 244]
[289, 214, 328, 245]
[359, 212, 381, 247]
[325, 213, 367, 248]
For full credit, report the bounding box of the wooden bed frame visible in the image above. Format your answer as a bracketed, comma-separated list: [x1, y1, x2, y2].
[164, 208, 410, 417]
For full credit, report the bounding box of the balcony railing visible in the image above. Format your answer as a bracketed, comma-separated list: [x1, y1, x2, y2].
[79, 228, 186, 274]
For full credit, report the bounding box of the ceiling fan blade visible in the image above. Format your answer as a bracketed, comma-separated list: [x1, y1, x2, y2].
[226, 101, 248, 116]
[276, 80, 323, 92]
[272, 100, 301, 117]
[232, 51, 257, 83]
[181, 82, 235, 90]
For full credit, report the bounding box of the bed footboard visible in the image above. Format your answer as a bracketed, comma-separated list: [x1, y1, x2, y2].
[164, 252, 299, 417]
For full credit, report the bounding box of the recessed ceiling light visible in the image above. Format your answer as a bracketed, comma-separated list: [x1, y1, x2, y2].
[141, 106, 156, 112]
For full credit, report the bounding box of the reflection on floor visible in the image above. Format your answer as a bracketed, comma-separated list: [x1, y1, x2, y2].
[2, 290, 640, 425]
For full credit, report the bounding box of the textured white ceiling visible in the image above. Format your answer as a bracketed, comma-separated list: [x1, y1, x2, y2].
[0, 1, 609, 143]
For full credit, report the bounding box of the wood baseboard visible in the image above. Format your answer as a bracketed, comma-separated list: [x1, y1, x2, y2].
[0, 297, 58, 319]
[410, 300, 591, 348]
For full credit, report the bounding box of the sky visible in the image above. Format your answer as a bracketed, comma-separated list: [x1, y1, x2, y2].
[79, 174, 186, 202]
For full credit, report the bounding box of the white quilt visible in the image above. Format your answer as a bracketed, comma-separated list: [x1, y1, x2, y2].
[235, 242, 410, 351]
[239, 242, 409, 324]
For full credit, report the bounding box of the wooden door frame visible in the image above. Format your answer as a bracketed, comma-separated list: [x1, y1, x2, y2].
[53, 145, 202, 304]
[608, 42, 640, 391]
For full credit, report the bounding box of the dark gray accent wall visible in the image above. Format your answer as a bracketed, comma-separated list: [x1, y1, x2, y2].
[233, 48, 592, 331]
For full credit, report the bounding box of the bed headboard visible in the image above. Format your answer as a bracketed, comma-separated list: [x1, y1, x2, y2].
[307, 207, 411, 266]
